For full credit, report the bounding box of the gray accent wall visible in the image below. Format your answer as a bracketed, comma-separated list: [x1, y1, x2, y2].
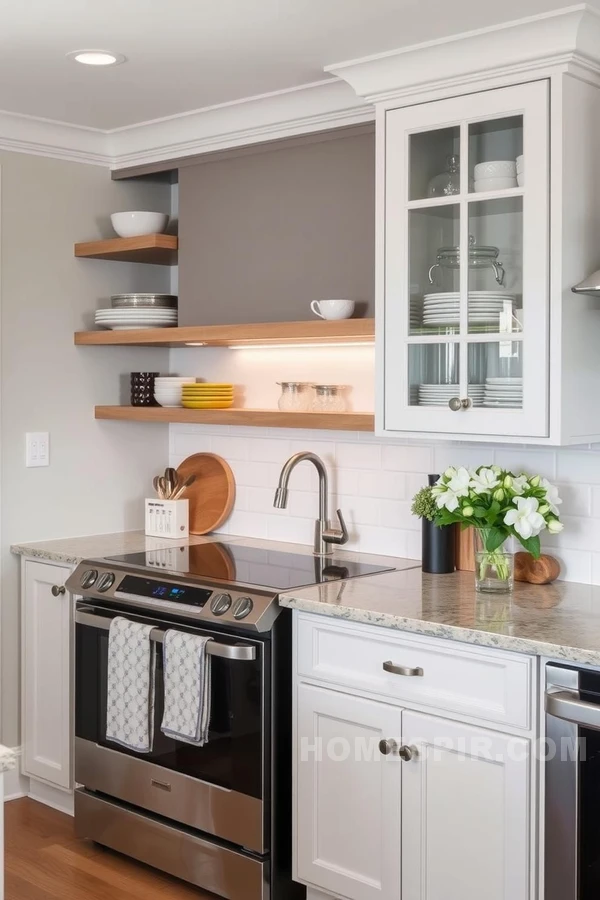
[178, 127, 375, 325]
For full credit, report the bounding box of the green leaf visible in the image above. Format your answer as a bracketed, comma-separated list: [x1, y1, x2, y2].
[486, 527, 508, 552]
[473, 506, 488, 518]
[519, 535, 541, 558]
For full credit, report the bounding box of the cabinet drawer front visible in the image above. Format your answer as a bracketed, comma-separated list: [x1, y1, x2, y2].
[296, 615, 532, 729]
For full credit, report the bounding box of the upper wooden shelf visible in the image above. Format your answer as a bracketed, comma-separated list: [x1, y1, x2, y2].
[75, 318, 375, 347]
[74, 233, 178, 265]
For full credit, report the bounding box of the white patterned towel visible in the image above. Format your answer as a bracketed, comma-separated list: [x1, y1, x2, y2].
[161, 630, 213, 746]
[106, 617, 156, 753]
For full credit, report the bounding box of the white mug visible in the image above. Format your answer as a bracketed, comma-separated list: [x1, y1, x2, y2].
[310, 299, 355, 320]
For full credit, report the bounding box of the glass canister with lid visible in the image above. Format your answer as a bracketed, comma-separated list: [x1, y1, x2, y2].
[277, 382, 312, 412]
[311, 385, 347, 413]
[428, 235, 506, 288]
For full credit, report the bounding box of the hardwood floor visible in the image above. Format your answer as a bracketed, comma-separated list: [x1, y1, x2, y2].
[5, 799, 213, 899]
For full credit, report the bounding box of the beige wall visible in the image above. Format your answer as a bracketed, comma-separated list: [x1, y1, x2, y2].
[0, 152, 171, 745]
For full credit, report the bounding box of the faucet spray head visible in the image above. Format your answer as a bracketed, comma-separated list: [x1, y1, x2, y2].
[273, 487, 289, 509]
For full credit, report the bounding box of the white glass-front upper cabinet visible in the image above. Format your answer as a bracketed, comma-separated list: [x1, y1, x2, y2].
[382, 81, 549, 439]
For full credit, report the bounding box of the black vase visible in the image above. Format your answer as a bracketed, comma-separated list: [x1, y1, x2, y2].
[422, 473, 455, 574]
[422, 519, 455, 574]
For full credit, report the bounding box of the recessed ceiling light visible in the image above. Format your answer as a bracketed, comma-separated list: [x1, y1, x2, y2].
[67, 50, 126, 67]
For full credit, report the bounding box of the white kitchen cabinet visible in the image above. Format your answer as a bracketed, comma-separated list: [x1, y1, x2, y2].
[21, 558, 73, 790]
[401, 710, 530, 900]
[382, 81, 549, 440]
[296, 683, 402, 900]
[294, 612, 537, 900]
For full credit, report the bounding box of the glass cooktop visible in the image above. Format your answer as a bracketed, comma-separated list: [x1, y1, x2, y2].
[103, 541, 394, 592]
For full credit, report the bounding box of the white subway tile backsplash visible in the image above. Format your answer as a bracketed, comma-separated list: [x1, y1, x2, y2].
[170, 424, 600, 585]
[382, 444, 433, 473]
[335, 441, 381, 470]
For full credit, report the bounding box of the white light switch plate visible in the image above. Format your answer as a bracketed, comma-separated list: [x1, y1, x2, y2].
[26, 432, 50, 467]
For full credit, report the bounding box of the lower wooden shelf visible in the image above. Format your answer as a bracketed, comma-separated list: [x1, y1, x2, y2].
[95, 406, 375, 431]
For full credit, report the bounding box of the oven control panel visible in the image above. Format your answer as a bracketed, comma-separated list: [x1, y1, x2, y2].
[67, 562, 279, 632]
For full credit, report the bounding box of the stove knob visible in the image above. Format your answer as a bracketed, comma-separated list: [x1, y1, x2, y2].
[211, 593, 232, 616]
[232, 596, 254, 620]
[81, 569, 98, 589]
[96, 572, 115, 593]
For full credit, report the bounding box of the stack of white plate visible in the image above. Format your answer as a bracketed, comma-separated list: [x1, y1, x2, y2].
[483, 377, 523, 408]
[423, 292, 516, 327]
[418, 384, 485, 407]
[95, 307, 178, 330]
[154, 376, 196, 408]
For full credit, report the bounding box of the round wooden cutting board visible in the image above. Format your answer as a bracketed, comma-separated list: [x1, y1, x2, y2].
[176, 453, 236, 535]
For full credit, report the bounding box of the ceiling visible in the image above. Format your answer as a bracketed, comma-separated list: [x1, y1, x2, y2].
[0, 0, 592, 131]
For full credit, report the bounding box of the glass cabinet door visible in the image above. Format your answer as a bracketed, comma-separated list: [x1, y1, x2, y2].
[383, 80, 549, 438]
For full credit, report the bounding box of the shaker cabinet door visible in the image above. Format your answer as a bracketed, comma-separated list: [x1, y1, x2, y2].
[296, 683, 402, 900]
[22, 559, 73, 789]
[382, 79, 549, 439]
[400, 710, 531, 900]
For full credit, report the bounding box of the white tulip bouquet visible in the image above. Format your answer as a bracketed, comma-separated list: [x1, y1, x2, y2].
[432, 466, 563, 585]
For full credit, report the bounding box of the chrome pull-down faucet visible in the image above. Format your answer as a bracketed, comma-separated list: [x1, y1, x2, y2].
[273, 452, 348, 556]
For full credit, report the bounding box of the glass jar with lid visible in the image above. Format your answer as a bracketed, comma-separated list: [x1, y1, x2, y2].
[311, 385, 347, 413]
[277, 382, 312, 412]
[428, 235, 505, 288]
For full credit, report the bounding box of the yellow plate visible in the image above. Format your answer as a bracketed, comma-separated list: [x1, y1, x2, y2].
[182, 395, 233, 401]
[182, 387, 233, 393]
[182, 392, 234, 398]
[185, 383, 233, 389]
[183, 400, 235, 409]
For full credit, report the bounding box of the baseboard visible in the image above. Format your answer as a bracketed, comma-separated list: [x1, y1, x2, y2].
[4, 747, 28, 801]
[27, 779, 74, 816]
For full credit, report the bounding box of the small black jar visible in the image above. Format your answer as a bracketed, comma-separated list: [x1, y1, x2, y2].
[422, 473, 455, 574]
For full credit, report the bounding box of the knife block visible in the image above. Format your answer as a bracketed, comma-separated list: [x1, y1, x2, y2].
[145, 499, 189, 539]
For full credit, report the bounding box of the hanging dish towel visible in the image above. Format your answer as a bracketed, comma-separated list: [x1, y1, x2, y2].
[106, 617, 156, 753]
[161, 630, 213, 746]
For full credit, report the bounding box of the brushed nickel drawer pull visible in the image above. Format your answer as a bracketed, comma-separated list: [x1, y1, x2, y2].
[383, 660, 424, 677]
[151, 779, 172, 792]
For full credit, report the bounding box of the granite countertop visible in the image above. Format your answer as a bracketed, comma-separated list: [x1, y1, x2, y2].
[10, 530, 413, 572]
[279, 568, 600, 667]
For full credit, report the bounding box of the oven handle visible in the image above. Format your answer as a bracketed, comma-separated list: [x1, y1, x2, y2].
[545, 689, 600, 730]
[75, 609, 257, 661]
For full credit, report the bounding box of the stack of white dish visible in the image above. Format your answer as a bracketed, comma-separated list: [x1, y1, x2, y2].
[409, 301, 422, 329]
[474, 160, 517, 192]
[95, 307, 178, 330]
[154, 376, 197, 408]
[423, 292, 516, 327]
[516, 154, 524, 187]
[418, 383, 485, 407]
[483, 377, 523, 408]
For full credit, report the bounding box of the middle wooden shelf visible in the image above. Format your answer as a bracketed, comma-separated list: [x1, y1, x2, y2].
[75, 318, 375, 347]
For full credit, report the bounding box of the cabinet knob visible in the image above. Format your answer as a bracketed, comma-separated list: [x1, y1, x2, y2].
[448, 397, 472, 411]
[399, 745, 416, 762]
[379, 739, 397, 756]
[51, 585, 66, 597]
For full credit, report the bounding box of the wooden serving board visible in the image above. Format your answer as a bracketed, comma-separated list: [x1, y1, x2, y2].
[176, 453, 236, 535]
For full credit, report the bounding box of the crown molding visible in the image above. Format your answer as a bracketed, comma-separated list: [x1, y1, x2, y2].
[326, 4, 600, 105]
[107, 79, 373, 170]
[0, 79, 373, 170]
[0, 108, 110, 166]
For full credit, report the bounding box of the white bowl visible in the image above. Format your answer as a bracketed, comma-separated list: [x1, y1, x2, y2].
[474, 160, 517, 180]
[516, 155, 524, 174]
[110, 211, 169, 238]
[474, 176, 518, 192]
[155, 377, 195, 384]
[517, 173, 524, 187]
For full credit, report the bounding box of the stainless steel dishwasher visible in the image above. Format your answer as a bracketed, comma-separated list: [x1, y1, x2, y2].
[545, 663, 600, 899]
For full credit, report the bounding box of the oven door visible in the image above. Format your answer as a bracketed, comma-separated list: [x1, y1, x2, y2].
[75, 601, 268, 853]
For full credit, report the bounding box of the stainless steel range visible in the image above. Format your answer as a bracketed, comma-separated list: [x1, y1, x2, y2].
[66, 541, 393, 900]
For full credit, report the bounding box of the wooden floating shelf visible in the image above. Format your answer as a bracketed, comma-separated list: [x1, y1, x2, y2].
[74, 233, 178, 265]
[75, 318, 375, 347]
[95, 407, 375, 432]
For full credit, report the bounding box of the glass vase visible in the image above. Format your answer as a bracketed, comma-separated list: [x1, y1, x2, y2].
[474, 528, 514, 594]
